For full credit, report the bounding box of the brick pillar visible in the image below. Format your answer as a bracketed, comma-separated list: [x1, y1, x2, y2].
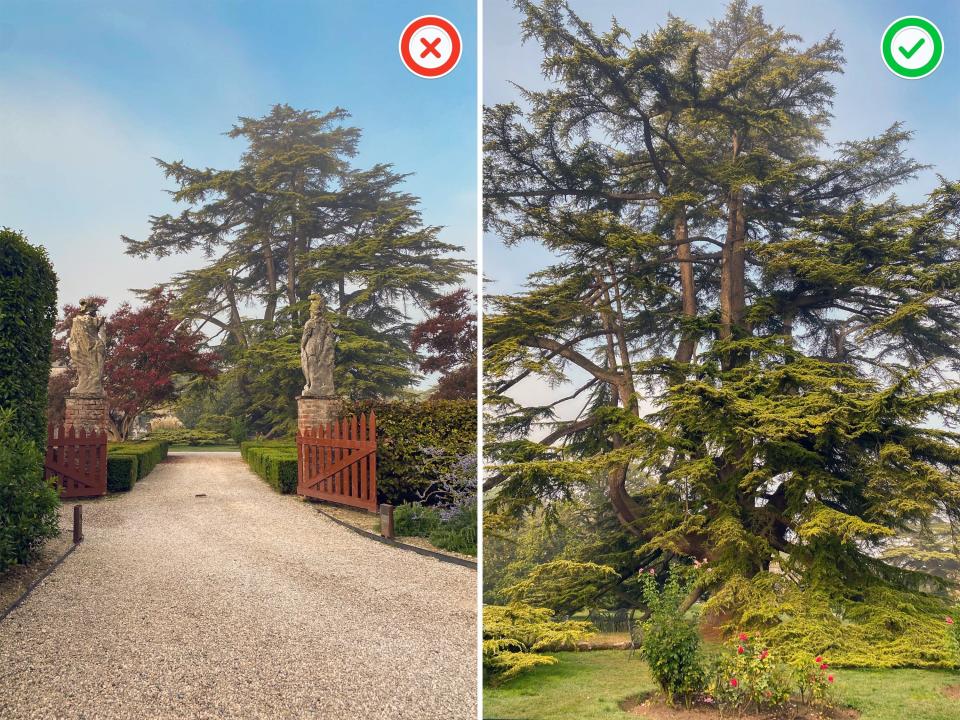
[297, 396, 339, 434]
[64, 393, 108, 433]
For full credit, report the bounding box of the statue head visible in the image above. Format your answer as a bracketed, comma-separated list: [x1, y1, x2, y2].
[79, 298, 99, 317]
[309, 293, 326, 317]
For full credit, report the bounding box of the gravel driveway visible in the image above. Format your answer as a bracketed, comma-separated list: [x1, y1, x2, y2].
[0, 452, 477, 719]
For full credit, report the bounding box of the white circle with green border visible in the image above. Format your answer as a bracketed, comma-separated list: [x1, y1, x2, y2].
[881, 16, 944, 79]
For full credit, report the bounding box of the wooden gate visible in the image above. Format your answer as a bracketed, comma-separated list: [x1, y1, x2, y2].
[45, 423, 107, 498]
[297, 413, 377, 512]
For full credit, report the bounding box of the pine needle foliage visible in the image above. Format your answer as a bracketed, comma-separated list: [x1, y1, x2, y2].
[484, 0, 960, 667]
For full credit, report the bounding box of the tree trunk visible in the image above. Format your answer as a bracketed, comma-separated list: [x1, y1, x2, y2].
[674, 211, 698, 363]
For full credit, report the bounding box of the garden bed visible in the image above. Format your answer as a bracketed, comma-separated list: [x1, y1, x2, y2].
[621, 693, 859, 720]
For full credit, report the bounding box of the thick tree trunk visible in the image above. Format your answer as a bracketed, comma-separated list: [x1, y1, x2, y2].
[674, 212, 698, 363]
[262, 238, 278, 324]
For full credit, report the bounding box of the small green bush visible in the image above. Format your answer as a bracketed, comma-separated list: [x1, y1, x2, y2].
[106, 454, 138, 492]
[638, 569, 706, 706]
[393, 500, 478, 555]
[483, 603, 595, 683]
[394, 502, 442, 536]
[429, 499, 477, 555]
[0, 408, 60, 572]
[146, 428, 232, 446]
[0, 229, 58, 450]
[240, 441, 298, 493]
[108, 440, 166, 480]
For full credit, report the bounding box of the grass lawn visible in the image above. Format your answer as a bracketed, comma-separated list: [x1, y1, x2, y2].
[169, 445, 239, 453]
[483, 650, 960, 720]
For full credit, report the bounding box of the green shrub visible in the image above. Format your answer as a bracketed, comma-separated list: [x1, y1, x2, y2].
[108, 440, 166, 480]
[483, 603, 595, 683]
[146, 428, 232, 446]
[0, 229, 58, 450]
[348, 399, 476, 505]
[430, 505, 477, 556]
[0, 408, 60, 572]
[240, 441, 298, 493]
[638, 569, 706, 706]
[196, 413, 234, 436]
[394, 502, 442, 536]
[106, 454, 138, 492]
[391, 500, 477, 555]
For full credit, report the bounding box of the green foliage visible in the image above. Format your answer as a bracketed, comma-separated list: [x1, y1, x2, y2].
[638, 570, 705, 705]
[790, 652, 836, 708]
[707, 632, 793, 711]
[389, 500, 478, 555]
[196, 413, 234, 436]
[0, 408, 60, 572]
[106, 455, 138, 492]
[240, 441, 298, 494]
[707, 571, 960, 669]
[483, 603, 596, 683]
[108, 440, 167, 480]
[505, 560, 621, 616]
[351, 399, 476, 505]
[428, 499, 477, 556]
[123, 104, 471, 419]
[146, 428, 233, 446]
[0, 228, 57, 449]
[483, 0, 960, 668]
[394, 502, 441, 536]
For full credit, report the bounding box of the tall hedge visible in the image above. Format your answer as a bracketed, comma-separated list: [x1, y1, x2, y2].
[0, 229, 58, 449]
[349, 399, 476, 505]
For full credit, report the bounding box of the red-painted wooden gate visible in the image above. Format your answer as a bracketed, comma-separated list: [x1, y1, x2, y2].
[44, 423, 108, 498]
[297, 413, 378, 512]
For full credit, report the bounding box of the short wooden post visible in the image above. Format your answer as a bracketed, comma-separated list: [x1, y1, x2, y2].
[379, 503, 394, 539]
[73, 504, 83, 544]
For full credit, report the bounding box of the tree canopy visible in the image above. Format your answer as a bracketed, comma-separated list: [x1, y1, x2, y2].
[124, 105, 471, 434]
[484, 0, 960, 667]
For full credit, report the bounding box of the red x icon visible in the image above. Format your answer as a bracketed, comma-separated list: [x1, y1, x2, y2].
[420, 37, 442, 59]
[399, 16, 462, 79]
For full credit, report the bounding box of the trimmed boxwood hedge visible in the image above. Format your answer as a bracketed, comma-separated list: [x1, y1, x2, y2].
[106, 454, 138, 492]
[240, 441, 298, 494]
[239, 400, 476, 504]
[348, 399, 476, 505]
[106, 440, 169, 489]
[0, 229, 57, 450]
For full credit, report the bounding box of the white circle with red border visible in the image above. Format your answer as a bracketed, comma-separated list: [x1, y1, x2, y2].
[399, 16, 462, 78]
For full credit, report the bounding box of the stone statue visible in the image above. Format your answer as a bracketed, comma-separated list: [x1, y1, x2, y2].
[69, 299, 107, 396]
[300, 294, 335, 397]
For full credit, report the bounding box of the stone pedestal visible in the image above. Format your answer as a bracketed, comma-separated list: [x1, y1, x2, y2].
[65, 393, 107, 433]
[297, 395, 339, 434]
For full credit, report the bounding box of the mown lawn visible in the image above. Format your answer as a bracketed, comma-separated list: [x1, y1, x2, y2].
[483, 650, 960, 720]
[169, 445, 239, 453]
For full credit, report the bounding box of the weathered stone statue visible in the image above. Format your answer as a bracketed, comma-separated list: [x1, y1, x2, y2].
[69, 299, 107, 397]
[300, 294, 335, 398]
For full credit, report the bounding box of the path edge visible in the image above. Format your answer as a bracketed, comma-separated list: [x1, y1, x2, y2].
[313, 505, 477, 570]
[0, 543, 79, 624]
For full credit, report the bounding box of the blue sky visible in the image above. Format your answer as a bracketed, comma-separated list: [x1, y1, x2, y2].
[483, 0, 960, 421]
[0, 0, 477, 313]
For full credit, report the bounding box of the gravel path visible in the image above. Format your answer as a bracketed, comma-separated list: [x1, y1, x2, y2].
[0, 452, 477, 719]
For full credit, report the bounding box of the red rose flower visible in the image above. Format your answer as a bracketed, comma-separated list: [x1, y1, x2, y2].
[828, 675, 834, 683]
[759, 649, 769, 660]
[730, 678, 738, 688]
[737, 645, 745, 655]
[739, 632, 749, 642]
[815, 656, 823, 663]
[947, 616, 955, 625]
[820, 663, 829, 670]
